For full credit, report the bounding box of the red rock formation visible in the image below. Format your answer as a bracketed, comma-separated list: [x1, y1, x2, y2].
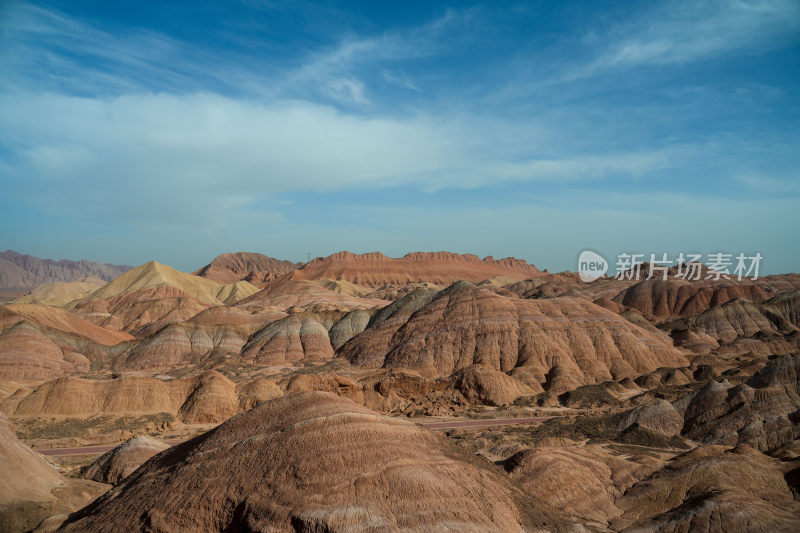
[340, 282, 687, 393]
[290, 250, 544, 288]
[193, 252, 296, 286]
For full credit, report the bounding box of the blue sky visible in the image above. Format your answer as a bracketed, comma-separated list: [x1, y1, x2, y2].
[0, 0, 798, 273]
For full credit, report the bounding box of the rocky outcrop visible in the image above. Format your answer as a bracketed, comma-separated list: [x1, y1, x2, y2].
[290, 250, 544, 288]
[82, 436, 170, 485]
[612, 277, 770, 321]
[679, 356, 800, 451]
[193, 252, 296, 286]
[451, 365, 536, 406]
[503, 445, 658, 526]
[59, 392, 565, 532]
[0, 250, 130, 290]
[340, 282, 687, 393]
[614, 445, 800, 532]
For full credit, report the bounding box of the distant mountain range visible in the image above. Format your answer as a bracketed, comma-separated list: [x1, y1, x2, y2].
[0, 250, 132, 290]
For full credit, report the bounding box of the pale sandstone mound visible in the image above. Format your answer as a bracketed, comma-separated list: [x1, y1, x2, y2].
[611, 277, 770, 320]
[74, 261, 258, 307]
[290, 250, 544, 288]
[0, 250, 130, 291]
[311, 278, 372, 297]
[82, 436, 170, 485]
[680, 356, 800, 451]
[503, 445, 658, 526]
[0, 305, 133, 381]
[614, 445, 800, 532]
[1, 371, 238, 424]
[240, 315, 334, 364]
[59, 392, 564, 532]
[12, 278, 105, 307]
[340, 282, 687, 393]
[193, 252, 296, 286]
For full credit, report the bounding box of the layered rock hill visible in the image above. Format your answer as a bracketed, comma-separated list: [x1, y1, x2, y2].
[237, 277, 386, 314]
[0, 250, 130, 290]
[611, 276, 771, 321]
[614, 445, 800, 532]
[69, 262, 260, 335]
[0, 304, 133, 381]
[73, 261, 259, 308]
[681, 291, 798, 340]
[1, 371, 241, 424]
[679, 355, 800, 451]
[340, 282, 687, 393]
[193, 252, 297, 286]
[59, 392, 565, 532]
[82, 436, 170, 485]
[289, 251, 544, 288]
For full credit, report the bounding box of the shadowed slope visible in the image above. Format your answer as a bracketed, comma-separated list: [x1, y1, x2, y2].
[59, 391, 566, 532]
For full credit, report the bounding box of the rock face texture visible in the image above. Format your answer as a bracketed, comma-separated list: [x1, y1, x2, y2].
[290, 251, 544, 288]
[59, 392, 564, 532]
[238, 278, 386, 313]
[1, 371, 239, 424]
[340, 282, 687, 393]
[240, 315, 334, 364]
[193, 252, 296, 286]
[0, 304, 133, 380]
[680, 355, 800, 451]
[614, 445, 800, 532]
[503, 445, 656, 527]
[0, 250, 130, 290]
[611, 277, 770, 320]
[82, 436, 170, 485]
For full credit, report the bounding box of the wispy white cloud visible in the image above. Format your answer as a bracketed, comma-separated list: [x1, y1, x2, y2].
[563, 0, 800, 80]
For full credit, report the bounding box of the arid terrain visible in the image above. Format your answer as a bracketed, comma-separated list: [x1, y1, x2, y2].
[1, 250, 800, 532]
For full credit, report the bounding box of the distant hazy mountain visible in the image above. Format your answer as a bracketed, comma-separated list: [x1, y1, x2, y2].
[0, 250, 131, 290]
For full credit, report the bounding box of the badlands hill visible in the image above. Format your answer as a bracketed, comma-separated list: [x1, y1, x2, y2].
[340, 282, 687, 393]
[69, 261, 260, 335]
[12, 278, 106, 307]
[0, 250, 130, 290]
[289, 251, 544, 287]
[59, 391, 565, 532]
[0, 304, 133, 381]
[82, 436, 170, 485]
[193, 252, 297, 286]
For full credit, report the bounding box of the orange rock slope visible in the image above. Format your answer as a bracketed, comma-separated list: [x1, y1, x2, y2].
[290, 251, 544, 287]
